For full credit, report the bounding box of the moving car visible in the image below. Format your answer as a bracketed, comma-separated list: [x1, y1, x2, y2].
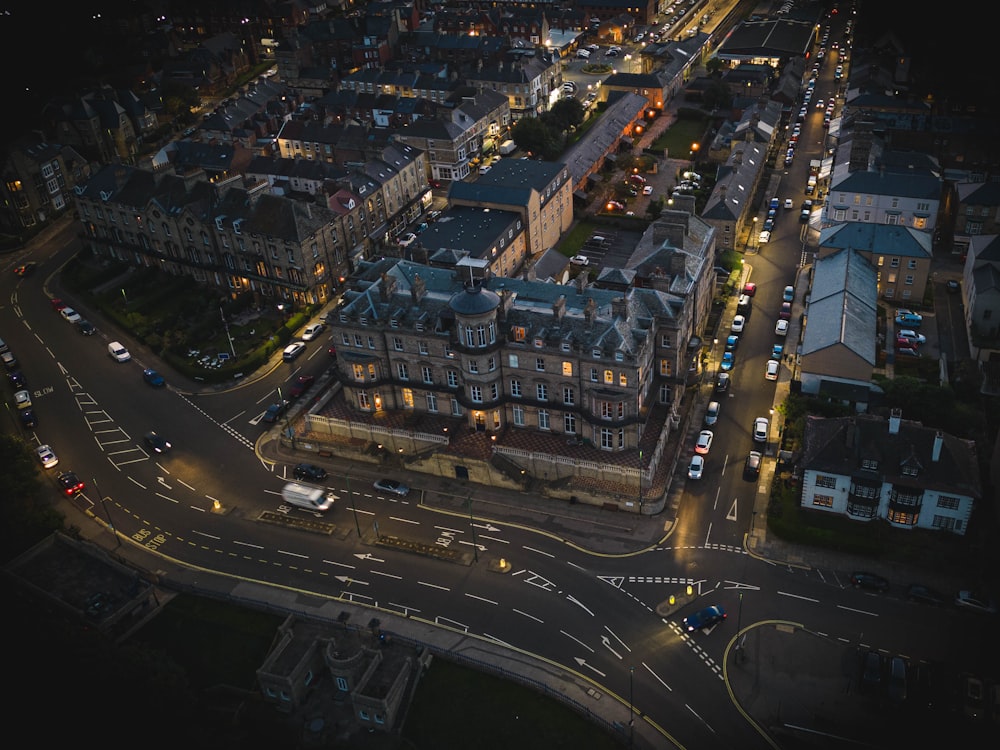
[570, 255, 590, 266]
[144, 431, 172, 453]
[850, 571, 890, 592]
[13, 262, 37, 276]
[289, 375, 315, 399]
[293, 463, 328, 482]
[57, 471, 85, 496]
[687, 454, 705, 480]
[894, 309, 923, 327]
[373, 478, 410, 496]
[143, 368, 166, 387]
[694, 429, 714, 455]
[108, 341, 131, 362]
[282, 342, 306, 361]
[301, 323, 326, 341]
[36, 444, 59, 469]
[783, 198, 794, 209]
[765, 358, 780, 381]
[263, 400, 290, 423]
[753, 417, 769, 443]
[682, 604, 726, 632]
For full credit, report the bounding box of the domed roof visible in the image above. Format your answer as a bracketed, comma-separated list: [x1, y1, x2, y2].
[449, 283, 500, 316]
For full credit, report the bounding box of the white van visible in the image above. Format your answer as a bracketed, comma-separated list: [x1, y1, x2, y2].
[281, 482, 337, 512]
[577, 48, 591, 59]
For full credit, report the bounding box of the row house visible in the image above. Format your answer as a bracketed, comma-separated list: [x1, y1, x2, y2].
[338, 64, 456, 105]
[0, 137, 91, 233]
[465, 50, 562, 121]
[42, 88, 146, 166]
[72, 164, 351, 307]
[799, 409, 980, 536]
[196, 77, 302, 149]
[822, 163, 942, 234]
[328, 259, 684, 457]
[389, 89, 511, 183]
[402, 29, 508, 68]
[700, 141, 767, 253]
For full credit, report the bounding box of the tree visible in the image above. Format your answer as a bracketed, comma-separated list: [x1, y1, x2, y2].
[511, 117, 561, 159]
[544, 97, 586, 134]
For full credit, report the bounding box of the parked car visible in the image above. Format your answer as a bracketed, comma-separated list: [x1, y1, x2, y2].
[14, 389, 32, 410]
[715, 372, 730, 393]
[897, 329, 926, 345]
[263, 400, 290, 423]
[861, 650, 883, 692]
[682, 604, 726, 632]
[694, 430, 714, 455]
[758, 230, 771, 244]
[108, 341, 131, 362]
[570, 255, 590, 266]
[293, 463, 328, 482]
[20, 409, 38, 429]
[36, 444, 59, 469]
[373, 478, 410, 496]
[76, 319, 96, 335]
[60, 307, 82, 323]
[783, 285, 795, 302]
[954, 590, 998, 614]
[894, 309, 923, 327]
[725, 334, 740, 351]
[397, 232, 418, 248]
[687, 454, 705, 480]
[744, 451, 762, 480]
[289, 375, 315, 399]
[704, 401, 720, 426]
[888, 656, 907, 704]
[765, 358, 780, 381]
[731, 315, 746, 333]
[753, 417, 769, 443]
[779, 302, 792, 320]
[742, 282, 757, 297]
[720, 352, 735, 371]
[850, 571, 890, 592]
[4, 349, 20, 369]
[775, 319, 789, 337]
[906, 584, 946, 606]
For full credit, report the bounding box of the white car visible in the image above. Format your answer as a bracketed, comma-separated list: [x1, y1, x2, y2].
[704, 400, 720, 426]
[108, 341, 131, 362]
[694, 429, 714, 455]
[758, 230, 771, 244]
[775, 319, 789, 337]
[14, 389, 32, 409]
[731, 315, 746, 333]
[765, 358, 780, 381]
[642, 185, 653, 195]
[398, 232, 418, 247]
[36, 444, 59, 469]
[687, 454, 705, 480]
[60, 307, 82, 323]
[301, 323, 325, 341]
[570, 255, 590, 266]
[282, 342, 306, 362]
[897, 329, 926, 345]
[784, 198, 794, 209]
[753, 417, 769, 443]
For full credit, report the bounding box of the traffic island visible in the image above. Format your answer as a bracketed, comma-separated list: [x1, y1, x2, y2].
[655, 585, 699, 618]
[487, 557, 512, 573]
[373, 534, 474, 565]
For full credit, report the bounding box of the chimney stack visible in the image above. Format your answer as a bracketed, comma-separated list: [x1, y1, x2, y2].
[888, 408, 902, 434]
[932, 431, 944, 462]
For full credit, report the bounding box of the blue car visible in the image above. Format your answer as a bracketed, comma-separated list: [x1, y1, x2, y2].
[143, 368, 166, 387]
[772, 343, 784, 360]
[894, 309, 923, 328]
[720, 352, 735, 371]
[682, 604, 727, 632]
[725, 334, 739, 351]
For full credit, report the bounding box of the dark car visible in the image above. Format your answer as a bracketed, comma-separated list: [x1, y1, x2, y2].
[263, 400, 290, 423]
[289, 374, 315, 399]
[373, 478, 410, 496]
[76, 319, 96, 335]
[144, 431, 171, 453]
[293, 463, 328, 482]
[906, 583, 946, 606]
[19, 409, 38, 428]
[57, 471, 85, 496]
[861, 650, 883, 692]
[850, 572, 889, 592]
[682, 604, 727, 632]
[715, 372, 730, 393]
[8, 370, 27, 389]
[13, 262, 37, 276]
[778, 302, 792, 320]
[744, 451, 762, 480]
[143, 368, 166, 387]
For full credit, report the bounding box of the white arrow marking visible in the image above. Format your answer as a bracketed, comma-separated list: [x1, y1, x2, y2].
[566, 594, 594, 616]
[604, 626, 631, 653]
[335, 575, 369, 586]
[601, 635, 623, 660]
[157, 477, 172, 489]
[574, 657, 606, 677]
[354, 553, 385, 563]
[726, 497, 738, 521]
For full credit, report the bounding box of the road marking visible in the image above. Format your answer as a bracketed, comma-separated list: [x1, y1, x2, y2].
[371, 570, 402, 580]
[418, 581, 450, 591]
[513, 609, 543, 624]
[465, 593, 497, 605]
[523, 545, 554, 558]
[566, 594, 594, 616]
[561, 631, 593, 653]
[573, 657, 605, 677]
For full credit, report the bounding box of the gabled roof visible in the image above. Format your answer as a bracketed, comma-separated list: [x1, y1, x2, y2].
[829, 169, 941, 200]
[818, 223, 932, 260]
[802, 248, 878, 364]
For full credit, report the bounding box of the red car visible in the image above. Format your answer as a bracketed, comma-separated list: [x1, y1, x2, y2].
[429, 179, 442, 188]
[50, 297, 67, 312]
[742, 282, 757, 297]
[289, 375, 315, 399]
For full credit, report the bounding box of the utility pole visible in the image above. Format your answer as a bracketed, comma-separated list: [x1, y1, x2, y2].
[346, 472, 361, 539]
[93, 477, 121, 548]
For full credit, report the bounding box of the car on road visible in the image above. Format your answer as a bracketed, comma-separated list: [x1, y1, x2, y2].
[20, 409, 37, 428]
[57, 471, 85, 496]
[301, 323, 326, 341]
[850, 571, 890, 592]
[720, 352, 734, 371]
[906, 584, 946, 606]
[704, 400, 720, 426]
[143, 368, 166, 387]
[36, 444, 59, 469]
[293, 463, 328, 482]
[725, 334, 739, 351]
[771, 343, 784, 360]
[775, 319, 789, 337]
[758, 230, 771, 244]
[76, 319, 96, 335]
[715, 372, 730, 393]
[13, 262, 37, 276]
[896, 329, 926, 345]
[4, 349, 20, 369]
[783, 285, 795, 302]
[954, 590, 998, 614]
[289, 375, 315, 399]
[682, 604, 726, 632]
[373, 478, 410, 496]
[8, 370, 26, 389]
[784, 198, 794, 209]
[14, 389, 32, 409]
[753, 417, 769, 443]
[731, 315, 746, 333]
[779, 302, 792, 320]
[861, 650, 882, 692]
[60, 307, 82, 323]
[108, 341, 131, 362]
[894, 309, 923, 327]
[642, 185, 653, 195]
[765, 358, 780, 381]
[737, 294, 752, 313]
[282, 342, 306, 361]
[570, 255, 590, 266]
[50, 297, 67, 312]
[694, 429, 714, 455]
[262, 400, 290, 423]
[947, 279, 960, 293]
[744, 451, 762, 480]
[742, 282, 756, 297]
[144, 431, 172, 454]
[687, 454, 705, 480]
[799, 207, 811, 222]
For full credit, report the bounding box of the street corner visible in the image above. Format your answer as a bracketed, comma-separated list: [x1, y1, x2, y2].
[654, 586, 699, 618]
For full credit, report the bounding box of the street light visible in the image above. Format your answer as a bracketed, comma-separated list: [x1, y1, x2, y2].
[745, 216, 757, 252]
[346, 471, 361, 538]
[629, 665, 635, 748]
[466, 493, 479, 562]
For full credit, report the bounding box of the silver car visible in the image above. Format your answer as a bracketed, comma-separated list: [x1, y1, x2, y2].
[373, 479, 410, 497]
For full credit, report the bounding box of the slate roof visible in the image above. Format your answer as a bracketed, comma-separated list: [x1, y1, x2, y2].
[449, 159, 569, 211]
[829, 169, 942, 201]
[818, 223, 932, 261]
[799, 413, 981, 499]
[956, 180, 1000, 206]
[802, 248, 878, 364]
[716, 18, 815, 58]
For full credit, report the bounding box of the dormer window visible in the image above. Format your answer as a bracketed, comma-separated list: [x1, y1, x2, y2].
[861, 458, 879, 471]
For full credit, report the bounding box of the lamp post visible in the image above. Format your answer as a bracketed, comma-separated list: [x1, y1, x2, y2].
[466, 493, 479, 562]
[689, 141, 699, 165]
[628, 665, 635, 748]
[638, 449, 643, 513]
[92, 477, 121, 549]
[745, 216, 757, 252]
